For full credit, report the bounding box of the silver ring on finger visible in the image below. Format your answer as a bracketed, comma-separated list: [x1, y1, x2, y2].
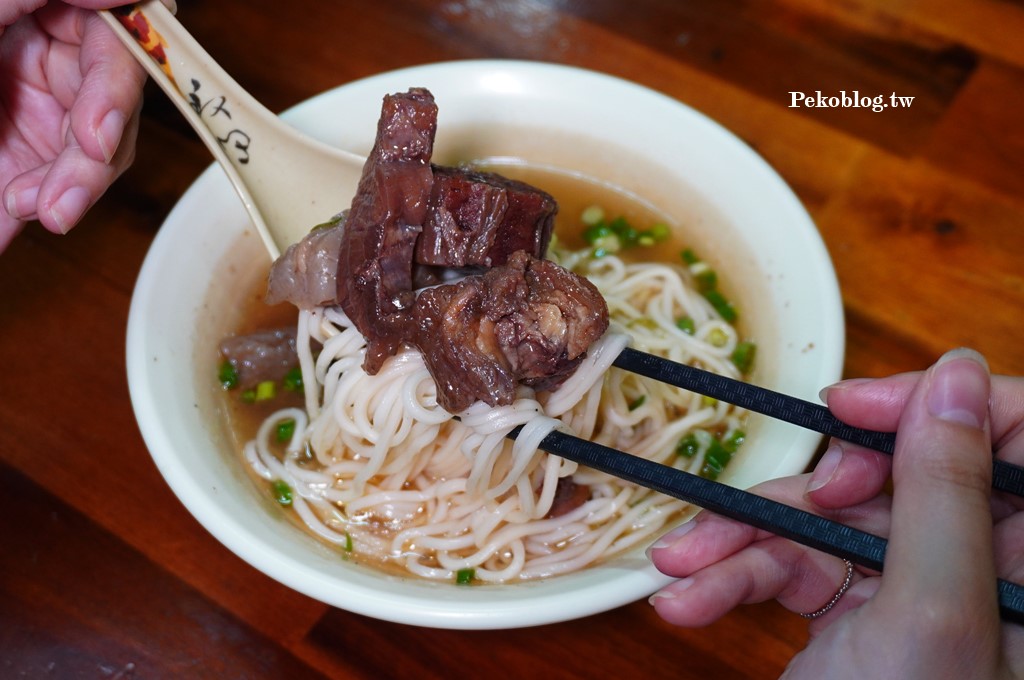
[800, 559, 855, 620]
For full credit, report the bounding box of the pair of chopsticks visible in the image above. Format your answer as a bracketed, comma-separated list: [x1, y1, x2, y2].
[507, 347, 1024, 623]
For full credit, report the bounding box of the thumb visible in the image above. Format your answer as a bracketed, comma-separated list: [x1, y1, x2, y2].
[70, 11, 148, 165]
[881, 348, 1000, 663]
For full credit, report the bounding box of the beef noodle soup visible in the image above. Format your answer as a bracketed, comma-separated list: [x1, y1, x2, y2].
[217, 161, 754, 584]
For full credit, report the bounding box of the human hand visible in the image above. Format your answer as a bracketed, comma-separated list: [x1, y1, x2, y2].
[648, 348, 1024, 678]
[0, 1, 151, 252]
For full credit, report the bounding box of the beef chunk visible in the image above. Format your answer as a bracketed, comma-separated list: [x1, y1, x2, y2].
[413, 280, 516, 410]
[219, 327, 298, 389]
[415, 165, 556, 268]
[412, 251, 608, 412]
[336, 88, 438, 374]
[262, 87, 610, 413]
[493, 253, 610, 392]
[265, 215, 345, 309]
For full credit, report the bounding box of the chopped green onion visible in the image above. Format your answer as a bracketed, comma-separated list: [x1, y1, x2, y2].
[676, 433, 700, 458]
[707, 438, 732, 466]
[591, 233, 621, 258]
[255, 380, 276, 401]
[218, 360, 239, 390]
[723, 429, 746, 453]
[581, 204, 605, 226]
[699, 431, 746, 480]
[455, 568, 475, 585]
[731, 341, 757, 373]
[680, 247, 740, 321]
[271, 480, 293, 506]
[283, 366, 303, 391]
[583, 212, 670, 254]
[275, 418, 296, 443]
[310, 213, 345, 232]
[675, 317, 696, 335]
[241, 388, 257, 403]
[609, 216, 639, 248]
[628, 395, 646, 411]
[649, 223, 671, 242]
[583, 223, 612, 245]
[343, 531, 354, 552]
[707, 327, 729, 348]
[703, 289, 738, 323]
[700, 461, 723, 480]
[701, 395, 718, 408]
[690, 263, 718, 291]
[700, 439, 732, 480]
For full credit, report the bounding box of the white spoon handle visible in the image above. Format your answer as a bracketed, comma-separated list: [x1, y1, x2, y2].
[100, 2, 364, 258]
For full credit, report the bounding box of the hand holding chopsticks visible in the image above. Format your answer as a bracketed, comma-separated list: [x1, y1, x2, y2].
[645, 348, 1024, 678]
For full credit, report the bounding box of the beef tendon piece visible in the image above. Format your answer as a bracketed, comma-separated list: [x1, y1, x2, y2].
[336, 88, 438, 374]
[413, 250, 609, 413]
[265, 215, 345, 309]
[415, 165, 557, 268]
[219, 327, 298, 390]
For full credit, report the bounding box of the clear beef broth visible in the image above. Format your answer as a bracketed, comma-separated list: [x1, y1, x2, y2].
[220, 162, 743, 575]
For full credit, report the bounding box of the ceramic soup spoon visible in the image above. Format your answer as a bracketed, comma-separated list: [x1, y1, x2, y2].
[99, 1, 366, 259]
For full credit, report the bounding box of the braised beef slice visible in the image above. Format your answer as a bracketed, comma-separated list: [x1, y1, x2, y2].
[545, 476, 590, 518]
[415, 165, 556, 268]
[266, 100, 556, 317]
[412, 250, 609, 413]
[265, 215, 346, 309]
[336, 88, 438, 374]
[219, 327, 298, 390]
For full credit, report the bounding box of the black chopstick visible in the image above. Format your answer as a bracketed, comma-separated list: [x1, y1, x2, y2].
[512, 425, 1024, 624]
[612, 347, 1024, 498]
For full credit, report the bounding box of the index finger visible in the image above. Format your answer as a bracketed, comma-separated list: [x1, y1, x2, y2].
[824, 372, 1024, 463]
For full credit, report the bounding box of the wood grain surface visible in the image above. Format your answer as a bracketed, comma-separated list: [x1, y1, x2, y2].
[2, 1, 1022, 677]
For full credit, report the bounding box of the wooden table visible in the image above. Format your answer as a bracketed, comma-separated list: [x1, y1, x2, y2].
[3, 1, 1022, 677]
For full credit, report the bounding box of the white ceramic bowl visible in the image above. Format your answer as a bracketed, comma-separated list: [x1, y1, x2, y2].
[127, 60, 844, 629]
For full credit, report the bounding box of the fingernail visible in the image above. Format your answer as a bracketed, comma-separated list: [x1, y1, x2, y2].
[818, 378, 873, 404]
[5, 185, 38, 220]
[5, 188, 21, 219]
[648, 578, 694, 604]
[927, 348, 989, 429]
[648, 590, 675, 604]
[646, 519, 696, 559]
[805, 442, 842, 494]
[49, 187, 91, 234]
[96, 110, 126, 164]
